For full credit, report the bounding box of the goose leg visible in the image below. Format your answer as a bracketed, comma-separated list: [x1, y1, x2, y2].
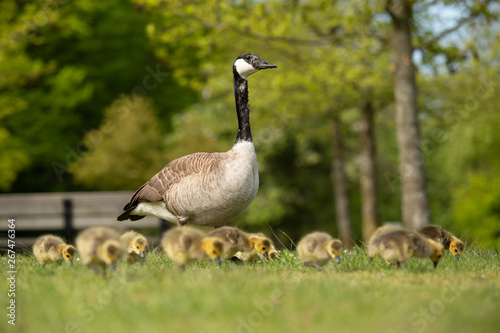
[177, 216, 190, 228]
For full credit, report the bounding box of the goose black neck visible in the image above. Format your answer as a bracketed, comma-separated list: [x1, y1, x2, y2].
[233, 68, 252, 144]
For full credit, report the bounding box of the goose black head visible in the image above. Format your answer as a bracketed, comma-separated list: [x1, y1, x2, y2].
[234, 53, 277, 79]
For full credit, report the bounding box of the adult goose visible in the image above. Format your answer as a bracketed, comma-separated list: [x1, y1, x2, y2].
[118, 53, 277, 227]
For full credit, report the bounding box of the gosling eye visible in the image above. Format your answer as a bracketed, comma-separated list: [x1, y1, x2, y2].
[136, 246, 140, 249]
[454, 249, 458, 252]
[212, 250, 216, 255]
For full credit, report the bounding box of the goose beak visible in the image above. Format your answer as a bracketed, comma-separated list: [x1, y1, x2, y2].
[263, 252, 269, 260]
[140, 250, 145, 258]
[110, 262, 117, 271]
[215, 257, 222, 266]
[69, 260, 73, 266]
[335, 256, 341, 264]
[454, 254, 460, 261]
[433, 261, 439, 269]
[256, 58, 277, 70]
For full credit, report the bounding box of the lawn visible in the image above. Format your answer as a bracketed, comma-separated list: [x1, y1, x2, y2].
[2, 245, 499, 333]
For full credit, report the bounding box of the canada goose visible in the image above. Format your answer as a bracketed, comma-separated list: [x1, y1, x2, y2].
[161, 226, 225, 270]
[33, 234, 76, 266]
[75, 227, 124, 274]
[117, 53, 277, 227]
[121, 230, 148, 264]
[297, 232, 343, 271]
[207, 226, 254, 260]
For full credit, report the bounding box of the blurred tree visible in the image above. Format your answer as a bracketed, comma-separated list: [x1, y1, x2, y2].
[70, 95, 165, 190]
[0, 0, 196, 192]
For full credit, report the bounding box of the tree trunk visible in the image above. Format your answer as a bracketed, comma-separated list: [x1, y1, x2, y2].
[387, 0, 430, 229]
[359, 101, 379, 242]
[330, 114, 354, 249]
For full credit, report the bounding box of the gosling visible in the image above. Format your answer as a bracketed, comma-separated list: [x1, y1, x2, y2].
[368, 229, 444, 269]
[446, 235, 465, 260]
[418, 225, 448, 245]
[33, 234, 76, 266]
[121, 230, 148, 264]
[75, 226, 124, 274]
[297, 232, 343, 271]
[207, 226, 254, 260]
[233, 232, 274, 262]
[161, 226, 225, 270]
[411, 235, 444, 268]
[367, 224, 404, 252]
[419, 225, 464, 260]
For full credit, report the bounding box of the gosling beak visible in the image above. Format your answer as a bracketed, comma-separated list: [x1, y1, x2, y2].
[69, 260, 73, 266]
[140, 250, 145, 258]
[433, 261, 439, 269]
[110, 262, 117, 271]
[215, 257, 222, 266]
[263, 252, 269, 260]
[454, 254, 460, 261]
[335, 256, 341, 264]
[256, 58, 277, 70]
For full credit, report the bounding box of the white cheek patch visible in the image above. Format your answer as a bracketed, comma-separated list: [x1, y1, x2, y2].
[234, 58, 258, 79]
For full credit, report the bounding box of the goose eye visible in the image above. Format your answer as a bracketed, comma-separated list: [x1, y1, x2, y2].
[212, 250, 217, 255]
[454, 249, 458, 252]
[136, 246, 140, 249]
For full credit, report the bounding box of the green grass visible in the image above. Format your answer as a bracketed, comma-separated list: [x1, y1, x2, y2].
[2, 246, 499, 333]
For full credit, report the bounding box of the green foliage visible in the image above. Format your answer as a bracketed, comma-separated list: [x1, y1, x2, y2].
[452, 175, 500, 248]
[5, 248, 500, 333]
[71, 95, 165, 190]
[0, 0, 196, 191]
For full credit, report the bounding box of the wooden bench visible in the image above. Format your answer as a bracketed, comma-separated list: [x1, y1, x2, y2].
[0, 192, 170, 248]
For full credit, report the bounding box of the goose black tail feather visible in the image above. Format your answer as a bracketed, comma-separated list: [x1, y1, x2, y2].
[117, 203, 145, 221]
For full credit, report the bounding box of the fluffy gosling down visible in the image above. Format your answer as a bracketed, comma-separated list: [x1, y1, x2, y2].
[418, 225, 464, 260]
[297, 232, 343, 271]
[207, 226, 254, 260]
[368, 228, 444, 269]
[75, 226, 124, 274]
[161, 226, 225, 270]
[33, 234, 76, 266]
[233, 232, 275, 262]
[121, 230, 148, 264]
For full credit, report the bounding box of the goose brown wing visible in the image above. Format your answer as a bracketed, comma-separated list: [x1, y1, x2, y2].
[119, 152, 224, 220]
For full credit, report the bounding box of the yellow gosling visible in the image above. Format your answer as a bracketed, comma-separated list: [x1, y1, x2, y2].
[419, 225, 464, 260]
[418, 225, 448, 245]
[411, 236, 444, 268]
[297, 232, 343, 271]
[447, 235, 465, 260]
[208, 226, 253, 260]
[75, 227, 124, 274]
[161, 226, 225, 270]
[368, 230, 418, 269]
[33, 234, 76, 266]
[233, 233, 276, 262]
[121, 230, 148, 264]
